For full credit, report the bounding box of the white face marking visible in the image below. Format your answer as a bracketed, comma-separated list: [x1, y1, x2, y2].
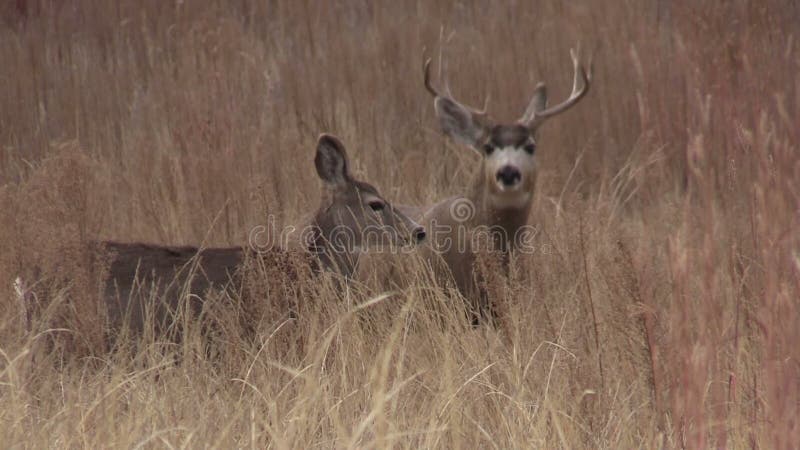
[486, 146, 537, 189]
[481, 143, 538, 210]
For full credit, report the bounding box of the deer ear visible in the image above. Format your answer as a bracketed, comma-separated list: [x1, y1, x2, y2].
[315, 134, 351, 186]
[434, 97, 486, 149]
[520, 83, 548, 128]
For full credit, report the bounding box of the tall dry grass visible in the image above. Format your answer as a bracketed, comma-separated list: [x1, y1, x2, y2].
[0, 0, 798, 447]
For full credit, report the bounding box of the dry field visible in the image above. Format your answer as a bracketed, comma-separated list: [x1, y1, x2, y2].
[1, 0, 798, 448]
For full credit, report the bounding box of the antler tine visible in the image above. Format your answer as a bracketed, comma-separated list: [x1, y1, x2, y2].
[478, 93, 490, 115]
[424, 56, 489, 119]
[423, 58, 440, 98]
[527, 48, 591, 127]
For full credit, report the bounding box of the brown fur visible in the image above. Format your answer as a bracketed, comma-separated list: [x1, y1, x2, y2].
[18, 135, 424, 346]
[415, 54, 591, 323]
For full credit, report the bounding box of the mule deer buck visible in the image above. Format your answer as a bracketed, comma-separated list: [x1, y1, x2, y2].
[15, 134, 425, 341]
[416, 50, 591, 323]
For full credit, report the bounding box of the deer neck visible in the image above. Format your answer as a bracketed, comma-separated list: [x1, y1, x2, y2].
[306, 201, 360, 278]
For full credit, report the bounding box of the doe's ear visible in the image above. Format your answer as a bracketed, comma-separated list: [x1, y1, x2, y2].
[315, 134, 351, 186]
[434, 97, 487, 149]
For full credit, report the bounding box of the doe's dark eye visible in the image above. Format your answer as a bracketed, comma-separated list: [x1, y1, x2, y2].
[482, 144, 495, 155]
[523, 143, 536, 155]
[369, 201, 385, 212]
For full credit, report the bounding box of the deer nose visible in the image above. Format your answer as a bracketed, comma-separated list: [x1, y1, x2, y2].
[412, 226, 426, 243]
[496, 166, 522, 187]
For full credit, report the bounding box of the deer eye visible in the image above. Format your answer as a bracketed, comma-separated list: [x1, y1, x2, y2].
[482, 144, 495, 155]
[368, 201, 385, 212]
[523, 143, 536, 155]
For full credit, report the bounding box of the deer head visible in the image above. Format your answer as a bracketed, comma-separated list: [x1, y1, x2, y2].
[424, 49, 591, 210]
[310, 134, 426, 268]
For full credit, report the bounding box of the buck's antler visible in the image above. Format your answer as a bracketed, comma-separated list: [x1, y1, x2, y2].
[423, 58, 489, 117]
[520, 49, 591, 128]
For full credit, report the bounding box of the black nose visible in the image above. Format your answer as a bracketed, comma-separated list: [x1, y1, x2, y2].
[496, 166, 521, 186]
[412, 226, 426, 242]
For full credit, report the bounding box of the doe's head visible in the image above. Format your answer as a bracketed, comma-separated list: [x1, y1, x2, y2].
[313, 134, 425, 251]
[424, 50, 591, 209]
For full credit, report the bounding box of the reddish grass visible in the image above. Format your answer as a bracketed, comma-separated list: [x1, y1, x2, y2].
[0, 0, 797, 447]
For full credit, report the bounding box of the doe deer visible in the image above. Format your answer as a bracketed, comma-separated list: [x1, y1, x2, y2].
[414, 50, 591, 323]
[15, 134, 425, 339]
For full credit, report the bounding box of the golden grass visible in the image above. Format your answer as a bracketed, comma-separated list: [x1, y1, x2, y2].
[1, 0, 798, 447]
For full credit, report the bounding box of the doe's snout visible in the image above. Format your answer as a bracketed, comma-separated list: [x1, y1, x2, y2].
[496, 165, 522, 187]
[412, 226, 426, 243]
